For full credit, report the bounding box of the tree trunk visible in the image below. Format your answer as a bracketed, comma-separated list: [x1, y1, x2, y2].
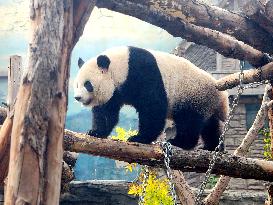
[64, 130, 273, 182]
[4, 1, 95, 204]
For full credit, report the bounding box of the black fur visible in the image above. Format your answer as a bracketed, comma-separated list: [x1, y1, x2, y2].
[97, 55, 111, 69]
[84, 81, 93, 92]
[78, 58, 85, 68]
[89, 47, 168, 143]
[89, 47, 223, 151]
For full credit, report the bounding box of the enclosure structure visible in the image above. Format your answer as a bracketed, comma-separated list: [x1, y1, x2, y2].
[0, 0, 273, 205]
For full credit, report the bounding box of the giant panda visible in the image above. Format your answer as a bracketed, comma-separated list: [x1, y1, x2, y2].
[74, 46, 229, 151]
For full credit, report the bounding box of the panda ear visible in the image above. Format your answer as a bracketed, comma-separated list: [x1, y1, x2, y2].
[97, 55, 111, 70]
[78, 58, 85, 69]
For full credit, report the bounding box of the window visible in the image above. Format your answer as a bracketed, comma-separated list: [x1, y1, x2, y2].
[246, 103, 268, 130]
[240, 61, 253, 70]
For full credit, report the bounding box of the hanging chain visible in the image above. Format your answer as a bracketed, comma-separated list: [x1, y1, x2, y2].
[138, 142, 177, 205]
[195, 62, 246, 205]
[138, 165, 149, 205]
[139, 61, 268, 205]
[162, 142, 177, 205]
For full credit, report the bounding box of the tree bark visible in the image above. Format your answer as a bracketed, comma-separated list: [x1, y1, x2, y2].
[96, 0, 273, 55]
[0, 107, 6, 125]
[172, 170, 196, 205]
[96, 0, 271, 67]
[0, 118, 12, 187]
[4, 1, 95, 204]
[205, 85, 272, 205]
[266, 0, 273, 21]
[216, 62, 273, 91]
[64, 129, 273, 182]
[242, 0, 273, 35]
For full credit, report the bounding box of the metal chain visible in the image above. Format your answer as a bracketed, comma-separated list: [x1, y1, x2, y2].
[138, 165, 149, 205]
[195, 63, 246, 205]
[139, 62, 268, 205]
[162, 142, 177, 205]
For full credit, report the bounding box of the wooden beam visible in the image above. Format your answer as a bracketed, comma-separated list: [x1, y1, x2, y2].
[266, 0, 273, 21]
[242, 0, 273, 35]
[216, 62, 273, 91]
[63, 129, 273, 182]
[96, 0, 273, 55]
[0, 118, 12, 187]
[7, 55, 21, 117]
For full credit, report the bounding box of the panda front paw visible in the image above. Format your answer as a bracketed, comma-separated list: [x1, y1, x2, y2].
[86, 130, 100, 137]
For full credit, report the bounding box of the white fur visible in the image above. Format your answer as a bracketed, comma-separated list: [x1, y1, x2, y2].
[148, 50, 226, 119]
[74, 47, 129, 107]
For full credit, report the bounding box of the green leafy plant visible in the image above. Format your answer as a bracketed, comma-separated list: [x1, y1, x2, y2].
[111, 127, 173, 204]
[259, 128, 273, 160]
[206, 175, 219, 189]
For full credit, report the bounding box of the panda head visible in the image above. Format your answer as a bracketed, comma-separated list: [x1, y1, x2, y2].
[74, 54, 115, 107]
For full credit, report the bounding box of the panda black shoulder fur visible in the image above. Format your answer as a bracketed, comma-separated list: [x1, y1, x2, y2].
[74, 46, 229, 151]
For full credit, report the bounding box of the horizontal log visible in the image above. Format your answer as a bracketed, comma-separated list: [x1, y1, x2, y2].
[96, 0, 273, 55]
[216, 62, 273, 90]
[64, 129, 273, 182]
[96, 0, 271, 67]
[266, 0, 273, 21]
[243, 0, 273, 35]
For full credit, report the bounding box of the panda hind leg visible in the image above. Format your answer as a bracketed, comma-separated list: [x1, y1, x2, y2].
[128, 108, 166, 144]
[168, 111, 204, 150]
[201, 115, 224, 151]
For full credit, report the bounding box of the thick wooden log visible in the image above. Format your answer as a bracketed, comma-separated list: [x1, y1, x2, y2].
[63, 151, 78, 168]
[4, 1, 95, 204]
[242, 0, 273, 35]
[0, 107, 6, 125]
[266, 0, 273, 21]
[0, 118, 12, 187]
[96, 0, 273, 55]
[216, 62, 273, 91]
[64, 129, 273, 182]
[7, 56, 21, 117]
[61, 161, 74, 193]
[96, 0, 271, 67]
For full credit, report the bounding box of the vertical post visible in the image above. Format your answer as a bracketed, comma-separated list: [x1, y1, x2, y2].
[0, 56, 21, 187]
[266, 87, 273, 205]
[4, 0, 95, 204]
[7, 55, 21, 117]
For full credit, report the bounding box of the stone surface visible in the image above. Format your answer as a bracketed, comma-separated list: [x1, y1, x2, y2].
[0, 180, 268, 204]
[60, 180, 137, 205]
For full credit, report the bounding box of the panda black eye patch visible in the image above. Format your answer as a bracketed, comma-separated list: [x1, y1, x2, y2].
[84, 81, 93, 92]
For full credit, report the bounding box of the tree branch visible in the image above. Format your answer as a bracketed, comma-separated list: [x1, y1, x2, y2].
[96, 0, 273, 55]
[64, 129, 273, 182]
[0, 118, 12, 187]
[216, 62, 273, 91]
[205, 85, 272, 205]
[96, 0, 271, 67]
[242, 0, 273, 35]
[266, 0, 273, 21]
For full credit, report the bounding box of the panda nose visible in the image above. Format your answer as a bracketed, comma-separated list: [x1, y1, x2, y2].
[75, 96, 82, 101]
